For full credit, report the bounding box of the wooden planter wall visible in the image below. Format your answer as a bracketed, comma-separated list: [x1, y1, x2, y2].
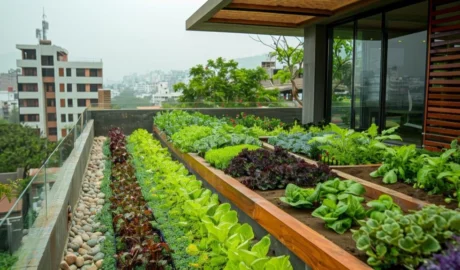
[423, 0, 460, 150]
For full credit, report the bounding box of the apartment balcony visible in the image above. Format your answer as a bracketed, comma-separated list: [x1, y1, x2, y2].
[47, 121, 57, 128]
[45, 92, 56, 99]
[20, 107, 41, 114]
[46, 107, 56, 113]
[17, 76, 39, 84]
[17, 59, 38, 67]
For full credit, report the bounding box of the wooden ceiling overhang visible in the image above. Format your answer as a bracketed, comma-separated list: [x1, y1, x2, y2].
[186, 0, 404, 36]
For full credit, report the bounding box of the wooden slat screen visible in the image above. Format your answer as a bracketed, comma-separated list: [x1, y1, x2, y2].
[423, 0, 460, 151]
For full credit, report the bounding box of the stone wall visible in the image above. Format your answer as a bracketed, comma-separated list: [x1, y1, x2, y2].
[87, 108, 302, 136]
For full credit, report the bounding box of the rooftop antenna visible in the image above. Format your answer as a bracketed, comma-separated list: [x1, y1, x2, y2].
[42, 8, 49, 40]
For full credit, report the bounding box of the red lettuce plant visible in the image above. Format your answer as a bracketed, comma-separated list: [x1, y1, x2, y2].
[108, 128, 172, 269]
[225, 147, 336, 190]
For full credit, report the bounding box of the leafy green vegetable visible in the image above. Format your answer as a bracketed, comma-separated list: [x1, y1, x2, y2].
[312, 195, 366, 234]
[279, 184, 320, 208]
[352, 205, 460, 269]
[268, 132, 326, 159]
[171, 125, 213, 152]
[205, 144, 260, 169]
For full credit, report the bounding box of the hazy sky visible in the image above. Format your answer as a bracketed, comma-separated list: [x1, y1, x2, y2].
[0, 0, 272, 81]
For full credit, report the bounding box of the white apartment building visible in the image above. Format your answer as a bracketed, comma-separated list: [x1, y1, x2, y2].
[17, 40, 103, 141]
[151, 82, 182, 106]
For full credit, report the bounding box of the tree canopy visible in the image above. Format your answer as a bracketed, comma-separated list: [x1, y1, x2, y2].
[0, 122, 53, 176]
[174, 57, 279, 104]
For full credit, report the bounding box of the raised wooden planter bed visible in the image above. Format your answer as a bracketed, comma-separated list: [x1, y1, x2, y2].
[154, 126, 371, 270]
[261, 143, 428, 212]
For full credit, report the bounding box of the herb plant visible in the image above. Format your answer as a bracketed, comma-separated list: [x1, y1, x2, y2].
[205, 144, 260, 169]
[352, 205, 460, 269]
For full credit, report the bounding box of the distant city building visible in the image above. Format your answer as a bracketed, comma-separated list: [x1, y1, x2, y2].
[0, 71, 19, 119]
[151, 82, 182, 106]
[17, 40, 103, 141]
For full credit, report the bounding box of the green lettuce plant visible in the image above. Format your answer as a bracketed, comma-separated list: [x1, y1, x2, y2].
[205, 144, 260, 169]
[279, 184, 320, 208]
[416, 149, 458, 195]
[171, 125, 213, 152]
[352, 205, 460, 269]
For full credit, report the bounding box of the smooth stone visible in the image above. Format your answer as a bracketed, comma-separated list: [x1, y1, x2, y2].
[84, 260, 92, 265]
[76, 256, 84, 267]
[71, 227, 79, 234]
[72, 235, 83, 246]
[88, 246, 100, 256]
[93, 232, 102, 237]
[97, 193, 105, 199]
[95, 259, 103, 268]
[82, 233, 90, 241]
[87, 239, 98, 247]
[82, 243, 91, 251]
[69, 265, 77, 270]
[96, 199, 104, 205]
[82, 265, 97, 270]
[78, 248, 87, 255]
[82, 225, 93, 232]
[93, 252, 104, 262]
[83, 254, 93, 260]
[68, 242, 80, 251]
[90, 234, 98, 240]
[60, 261, 70, 270]
[75, 212, 84, 219]
[69, 231, 75, 237]
[65, 253, 77, 265]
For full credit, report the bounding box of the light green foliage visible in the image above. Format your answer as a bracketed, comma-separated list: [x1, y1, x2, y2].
[352, 205, 460, 269]
[312, 195, 366, 234]
[370, 145, 422, 184]
[171, 125, 213, 152]
[280, 178, 365, 210]
[309, 123, 401, 165]
[365, 195, 402, 221]
[174, 57, 279, 104]
[129, 129, 293, 270]
[447, 139, 460, 164]
[154, 110, 223, 136]
[250, 125, 285, 137]
[0, 252, 17, 270]
[205, 144, 260, 169]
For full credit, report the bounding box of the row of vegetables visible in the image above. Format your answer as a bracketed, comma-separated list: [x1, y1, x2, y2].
[153, 110, 460, 269]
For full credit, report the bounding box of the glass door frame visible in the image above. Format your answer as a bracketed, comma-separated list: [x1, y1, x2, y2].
[325, 0, 428, 133]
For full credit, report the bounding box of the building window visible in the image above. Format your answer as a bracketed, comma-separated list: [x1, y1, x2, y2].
[59, 68, 64, 77]
[77, 84, 86, 92]
[20, 114, 39, 122]
[90, 84, 98, 92]
[90, 69, 98, 77]
[76, 69, 85, 77]
[22, 49, 36, 60]
[60, 84, 65, 92]
[48, 128, 57, 136]
[66, 68, 71, 77]
[47, 99, 56, 107]
[60, 99, 66, 107]
[22, 68, 37, 76]
[68, 114, 74, 122]
[90, 99, 98, 106]
[44, 83, 55, 92]
[18, 83, 38, 92]
[61, 114, 66, 122]
[20, 99, 39, 107]
[77, 99, 86, 107]
[67, 99, 73, 107]
[47, 113, 57, 121]
[42, 68, 54, 77]
[61, 129, 67, 137]
[41, 55, 54, 66]
[67, 83, 72, 92]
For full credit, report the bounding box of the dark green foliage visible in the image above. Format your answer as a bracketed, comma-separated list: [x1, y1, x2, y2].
[0, 252, 17, 270]
[268, 132, 326, 159]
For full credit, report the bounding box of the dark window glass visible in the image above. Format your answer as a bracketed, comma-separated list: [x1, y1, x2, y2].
[77, 84, 86, 92]
[47, 99, 56, 107]
[61, 114, 66, 122]
[23, 68, 37, 76]
[76, 69, 85, 77]
[90, 84, 98, 92]
[41, 55, 54, 66]
[66, 68, 71, 76]
[48, 128, 57, 136]
[67, 99, 73, 107]
[47, 113, 57, 121]
[67, 83, 72, 92]
[42, 68, 55, 77]
[77, 99, 86, 107]
[23, 49, 37, 60]
[68, 114, 74, 122]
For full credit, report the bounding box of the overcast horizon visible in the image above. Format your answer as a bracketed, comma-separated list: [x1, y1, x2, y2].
[0, 0, 275, 82]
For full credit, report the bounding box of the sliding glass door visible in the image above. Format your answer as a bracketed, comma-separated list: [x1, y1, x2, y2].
[328, 0, 428, 142]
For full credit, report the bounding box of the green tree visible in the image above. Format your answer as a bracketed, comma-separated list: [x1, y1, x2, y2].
[251, 36, 304, 107]
[111, 90, 151, 109]
[0, 122, 53, 177]
[332, 38, 353, 94]
[174, 57, 278, 104]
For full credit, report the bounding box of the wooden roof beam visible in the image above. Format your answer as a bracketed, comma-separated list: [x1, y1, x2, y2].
[223, 3, 332, 17]
[208, 18, 298, 28]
